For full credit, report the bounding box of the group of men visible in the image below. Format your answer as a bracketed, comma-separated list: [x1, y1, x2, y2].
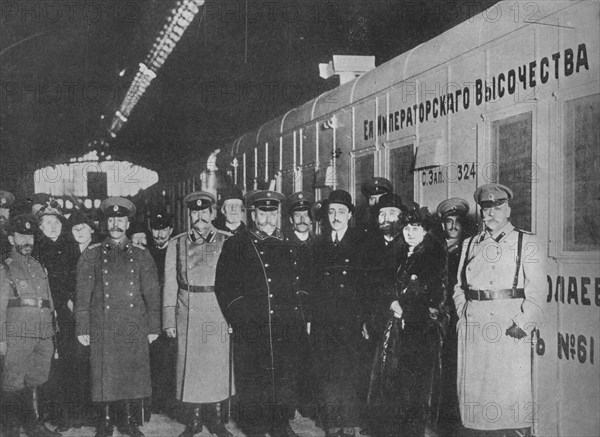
[0, 178, 545, 437]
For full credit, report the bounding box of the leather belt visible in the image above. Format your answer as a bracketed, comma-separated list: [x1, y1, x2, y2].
[8, 298, 51, 309]
[466, 288, 525, 301]
[177, 282, 215, 293]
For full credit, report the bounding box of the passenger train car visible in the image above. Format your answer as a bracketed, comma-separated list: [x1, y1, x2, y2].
[137, 2, 599, 435]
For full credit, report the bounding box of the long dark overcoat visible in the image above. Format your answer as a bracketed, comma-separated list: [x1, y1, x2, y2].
[75, 237, 161, 402]
[215, 227, 309, 433]
[311, 227, 371, 429]
[367, 232, 447, 436]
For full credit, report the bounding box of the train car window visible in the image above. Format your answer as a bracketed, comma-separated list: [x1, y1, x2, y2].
[491, 112, 533, 232]
[563, 93, 600, 252]
[389, 144, 415, 205]
[354, 153, 374, 225]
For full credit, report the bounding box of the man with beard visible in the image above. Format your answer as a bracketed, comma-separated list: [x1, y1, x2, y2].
[212, 188, 246, 237]
[215, 190, 308, 437]
[0, 214, 60, 437]
[454, 184, 545, 437]
[163, 192, 232, 437]
[0, 190, 15, 262]
[76, 197, 160, 437]
[147, 212, 175, 416]
[33, 198, 80, 432]
[311, 190, 370, 437]
[360, 177, 393, 235]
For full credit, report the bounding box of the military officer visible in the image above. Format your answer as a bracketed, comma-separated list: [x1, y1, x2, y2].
[0, 214, 60, 437]
[163, 192, 232, 437]
[436, 197, 471, 435]
[215, 190, 308, 437]
[454, 184, 545, 436]
[75, 197, 161, 437]
[212, 187, 246, 237]
[0, 190, 15, 262]
[311, 190, 370, 437]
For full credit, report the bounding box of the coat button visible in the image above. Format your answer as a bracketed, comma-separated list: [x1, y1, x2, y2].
[269, 294, 273, 298]
[490, 281, 494, 285]
[130, 304, 134, 307]
[131, 270, 134, 273]
[342, 271, 347, 275]
[103, 259, 107, 263]
[268, 278, 271, 282]
[105, 294, 109, 298]
[270, 310, 274, 314]
[492, 266, 496, 270]
[129, 293, 133, 296]
[265, 264, 269, 267]
[130, 282, 134, 285]
[104, 270, 108, 274]
[340, 284, 345, 288]
[296, 276, 299, 280]
[105, 282, 109, 286]
[106, 305, 110, 309]
[345, 259, 349, 263]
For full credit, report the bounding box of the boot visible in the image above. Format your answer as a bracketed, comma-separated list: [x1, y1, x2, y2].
[117, 401, 144, 437]
[23, 387, 61, 437]
[94, 404, 113, 437]
[177, 405, 203, 437]
[1, 390, 23, 437]
[205, 402, 233, 437]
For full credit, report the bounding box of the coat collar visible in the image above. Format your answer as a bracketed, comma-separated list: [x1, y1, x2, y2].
[104, 236, 131, 252]
[188, 225, 217, 244]
[250, 226, 283, 241]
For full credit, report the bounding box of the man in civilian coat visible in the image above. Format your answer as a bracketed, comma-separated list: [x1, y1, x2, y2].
[311, 190, 371, 437]
[163, 192, 232, 437]
[454, 184, 545, 437]
[75, 197, 161, 437]
[215, 190, 308, 437]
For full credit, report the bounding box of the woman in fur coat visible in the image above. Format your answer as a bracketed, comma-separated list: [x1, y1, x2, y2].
[367, 207, 448, 437]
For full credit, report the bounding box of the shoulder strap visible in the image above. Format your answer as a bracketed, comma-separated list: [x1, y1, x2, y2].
[512, 231, 524, 293]
[460, 235, 476, 290]
[1, 261, 19, 298]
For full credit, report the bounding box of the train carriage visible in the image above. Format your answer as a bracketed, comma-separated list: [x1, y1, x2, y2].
[138, 2, 599, 435]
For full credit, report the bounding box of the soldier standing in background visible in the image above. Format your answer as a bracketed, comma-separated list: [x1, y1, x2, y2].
[436, 197, 471, 435]
[0, 190, 15, 262]
[454, 184, 545, 437]
[0, 214, 60, 437]
[163, 192, 232, 437]
[147, 212, 176, 417]
[75, 197, 161, 437]
[215, 190, 308, 437]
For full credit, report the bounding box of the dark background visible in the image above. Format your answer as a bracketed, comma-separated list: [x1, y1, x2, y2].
[1, 0, 499, 189]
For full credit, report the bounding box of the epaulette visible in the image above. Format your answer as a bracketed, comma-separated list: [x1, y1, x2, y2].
[88, 243, 101, 250]
[514, 228, 535, 235]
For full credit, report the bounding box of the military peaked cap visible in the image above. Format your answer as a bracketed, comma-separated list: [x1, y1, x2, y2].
[247, 190, 285, 211]
[436, 197, 470, 218]
[474, 183, 513, 208]
[100, 197, 136, 218]
[8, 214, 38, 235]
[183, 191, 215, 210]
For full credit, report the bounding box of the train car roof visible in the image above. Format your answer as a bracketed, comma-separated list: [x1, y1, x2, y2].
[223, 0, 578, 157]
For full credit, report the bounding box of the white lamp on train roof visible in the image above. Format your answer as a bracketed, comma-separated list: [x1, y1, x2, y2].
[319, 55, 375, 85]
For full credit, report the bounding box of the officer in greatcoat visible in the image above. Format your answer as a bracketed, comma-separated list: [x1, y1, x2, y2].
[163, 192, 232, 437]
[0, 214, 60, 437]
[75, 197, 161, 437]
[215, 190, 308, 437]
[311, 190, 370, 437]
[454, 184, 545, 437]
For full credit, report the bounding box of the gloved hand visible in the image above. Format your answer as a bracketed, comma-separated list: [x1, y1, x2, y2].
[505, 322, 527, 339]
[78, 335, 90, 346]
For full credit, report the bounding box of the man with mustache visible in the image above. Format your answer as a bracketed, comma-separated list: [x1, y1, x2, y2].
[311, 190, 370, 437]
[147, 212, 175, 416]
[75, 197, 161, 437]
[163, 192, 232, 437]
[0, 190, 15, 262]
[0, 214, 60, 437]
[454, 184, 545, 437]
[215, 190, 308, 437]
[212, 188, 246, 237]
[436, 197, 471, 435]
